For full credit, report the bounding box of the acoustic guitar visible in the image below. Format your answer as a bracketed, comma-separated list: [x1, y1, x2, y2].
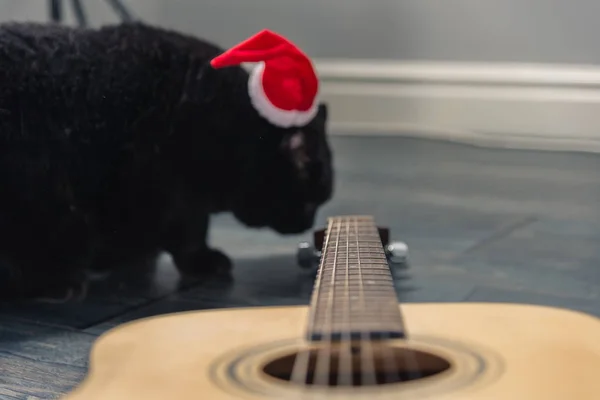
[63, 215, 600, 399]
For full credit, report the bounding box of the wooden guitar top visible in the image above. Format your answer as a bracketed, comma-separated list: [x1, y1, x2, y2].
[63, 302, 600, 400]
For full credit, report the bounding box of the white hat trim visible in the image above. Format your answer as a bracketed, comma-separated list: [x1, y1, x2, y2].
[247, 62, 318, 128]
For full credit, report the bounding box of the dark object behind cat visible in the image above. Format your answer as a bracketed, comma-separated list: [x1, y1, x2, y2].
[0, 22, 334, 300]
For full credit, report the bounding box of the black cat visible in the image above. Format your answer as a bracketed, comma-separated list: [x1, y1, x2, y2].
[0, 22, 334, 300]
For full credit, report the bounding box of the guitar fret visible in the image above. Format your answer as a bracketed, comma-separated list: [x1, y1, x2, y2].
[319, 278, 395, 284]
[323, 254, 387, 258]
[318, 280, 395, 285]
[321, 269, 389, 274]
[319, 270, 392, 276]
[322, 260, 389, 265]
[318, 273, 394, 279]
[319, 280, 396, 287]
[319, 269, 391, 274]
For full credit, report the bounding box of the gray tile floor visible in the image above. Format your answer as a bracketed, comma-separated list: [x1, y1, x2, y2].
[1, 136, 600, 399]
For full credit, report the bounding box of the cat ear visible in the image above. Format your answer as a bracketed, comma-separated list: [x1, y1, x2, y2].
[304, 102, 328, 131]
[317, 102, 328, 121]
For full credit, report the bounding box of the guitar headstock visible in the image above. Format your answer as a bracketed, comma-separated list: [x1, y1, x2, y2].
[296, 224, 409, 270]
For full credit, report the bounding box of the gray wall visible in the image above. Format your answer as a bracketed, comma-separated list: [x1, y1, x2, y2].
[1, 0, 600, 64]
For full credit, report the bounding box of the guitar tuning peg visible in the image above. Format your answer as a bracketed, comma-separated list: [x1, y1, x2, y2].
[385, 241, 409, 265]
[297, 241, 321, 269]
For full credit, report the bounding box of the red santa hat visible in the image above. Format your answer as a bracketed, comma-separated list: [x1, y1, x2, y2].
[210, 29, 319, 128]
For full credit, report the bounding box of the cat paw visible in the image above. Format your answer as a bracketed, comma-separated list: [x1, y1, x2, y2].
[175, 248, 232, 277]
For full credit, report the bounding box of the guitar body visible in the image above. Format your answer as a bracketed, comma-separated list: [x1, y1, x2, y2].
[64, 302, 600, 400]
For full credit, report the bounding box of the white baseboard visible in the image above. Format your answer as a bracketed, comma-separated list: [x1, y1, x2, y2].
[315, 59, 600, 153]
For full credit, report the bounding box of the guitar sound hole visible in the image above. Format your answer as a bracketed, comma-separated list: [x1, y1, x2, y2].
[262, 345, 451, 387]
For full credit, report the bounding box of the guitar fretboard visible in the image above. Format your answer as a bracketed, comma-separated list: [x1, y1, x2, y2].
[306, 215, 406, 342]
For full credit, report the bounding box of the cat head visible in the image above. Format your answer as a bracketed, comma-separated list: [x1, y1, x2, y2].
[209, 29, 334, 234]
[230, 102, 333, 234]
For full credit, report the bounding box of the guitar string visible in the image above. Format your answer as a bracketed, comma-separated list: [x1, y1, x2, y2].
[355, 217, 377, 386]
[289, 219, 335, 386]
[313, 217, 341, 386]
[337, 217, 353, 386]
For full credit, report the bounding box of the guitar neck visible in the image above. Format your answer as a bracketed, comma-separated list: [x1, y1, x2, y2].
[306, 215, 406, 342]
